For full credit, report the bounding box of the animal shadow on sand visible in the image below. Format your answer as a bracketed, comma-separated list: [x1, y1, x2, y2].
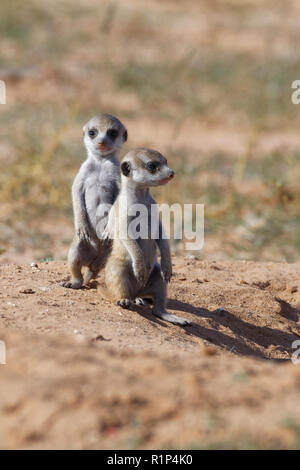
[124, 295, 298, 361]
[165, 298, 298, 361]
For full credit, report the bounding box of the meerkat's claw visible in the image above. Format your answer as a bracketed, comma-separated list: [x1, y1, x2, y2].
[161, 270, 171, 284]
[77, 229, 91, 243]
[135, 297, 153, 306]
[60, 280, 83, 289]
[154, 311, 191, 326]
[117, 299, 132, 309]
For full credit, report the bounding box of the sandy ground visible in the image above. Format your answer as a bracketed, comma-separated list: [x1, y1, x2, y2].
[0, 257, 300, 449]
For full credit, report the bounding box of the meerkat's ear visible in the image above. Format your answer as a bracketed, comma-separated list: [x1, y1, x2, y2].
[121, 161, 131, 176]
[123, 129, 128, 141]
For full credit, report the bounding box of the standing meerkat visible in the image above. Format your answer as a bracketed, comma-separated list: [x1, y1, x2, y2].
[102, 148, 191, 326]
[61, 113, 128, 289]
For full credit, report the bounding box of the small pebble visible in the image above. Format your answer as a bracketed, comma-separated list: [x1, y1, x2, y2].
[201, 345, 217, 356]
[19, 288, 35, 294]
[93, 335, 111, 342]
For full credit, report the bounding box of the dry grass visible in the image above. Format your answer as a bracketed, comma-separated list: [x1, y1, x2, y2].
[1, 0, 300, 262]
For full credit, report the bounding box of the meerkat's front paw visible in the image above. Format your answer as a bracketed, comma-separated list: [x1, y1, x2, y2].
[117, 299, 132, 309]
[161, 260, 172, 283]
[60, 280, 83, 289]
[77, 228, 92, 243]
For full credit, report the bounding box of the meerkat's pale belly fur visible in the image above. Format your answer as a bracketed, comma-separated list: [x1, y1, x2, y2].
[105, 200, 158, 300]
[81, 157, 120, 235]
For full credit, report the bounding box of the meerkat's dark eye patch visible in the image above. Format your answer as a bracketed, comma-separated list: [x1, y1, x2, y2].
[121, 161, 131, 176]
[123, 129, 128, 141]
[107, 128, 119, 140]
[146, 161, 159, 173]
[88, 128, 98, 138]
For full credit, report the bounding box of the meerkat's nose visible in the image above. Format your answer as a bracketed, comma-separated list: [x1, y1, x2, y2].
[98, 135, 106, 144]
[169, 170, 175, 179]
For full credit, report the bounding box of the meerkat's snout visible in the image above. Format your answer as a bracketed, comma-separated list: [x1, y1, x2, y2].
[158, 168, 175, 185]
[167, 169, 175, 179]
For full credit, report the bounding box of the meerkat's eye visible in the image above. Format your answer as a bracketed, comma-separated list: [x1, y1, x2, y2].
[146, 161, 158, 173]
[88, 129, 97, 138]
[107, 129, 119, 140]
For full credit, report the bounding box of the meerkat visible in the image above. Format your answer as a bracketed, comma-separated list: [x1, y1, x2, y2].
[61, 113, 128, 289]
[101, 148, 191, 326]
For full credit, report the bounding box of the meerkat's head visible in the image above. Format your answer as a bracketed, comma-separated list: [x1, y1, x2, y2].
[120, 148, 175, 187]
[83, 113, 127, 158]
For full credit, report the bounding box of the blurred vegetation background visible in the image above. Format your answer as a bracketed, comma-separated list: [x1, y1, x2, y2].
[0, 0, 300, 263]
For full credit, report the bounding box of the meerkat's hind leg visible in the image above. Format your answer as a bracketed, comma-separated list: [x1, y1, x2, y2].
[61, 278, 83, 289]
[60, 239, 91, 289]
[60, 262, 83, 289]
[141, 265, 192, 326]
[83, 258, 102, 285]
[97, 286, 132, 309]
[84, 241, 112, 285]
[60, 251, 83, 289]
[83, 267, 96, 285]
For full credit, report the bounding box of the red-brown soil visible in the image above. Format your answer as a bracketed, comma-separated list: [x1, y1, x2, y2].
[0, 257, 300, 449]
